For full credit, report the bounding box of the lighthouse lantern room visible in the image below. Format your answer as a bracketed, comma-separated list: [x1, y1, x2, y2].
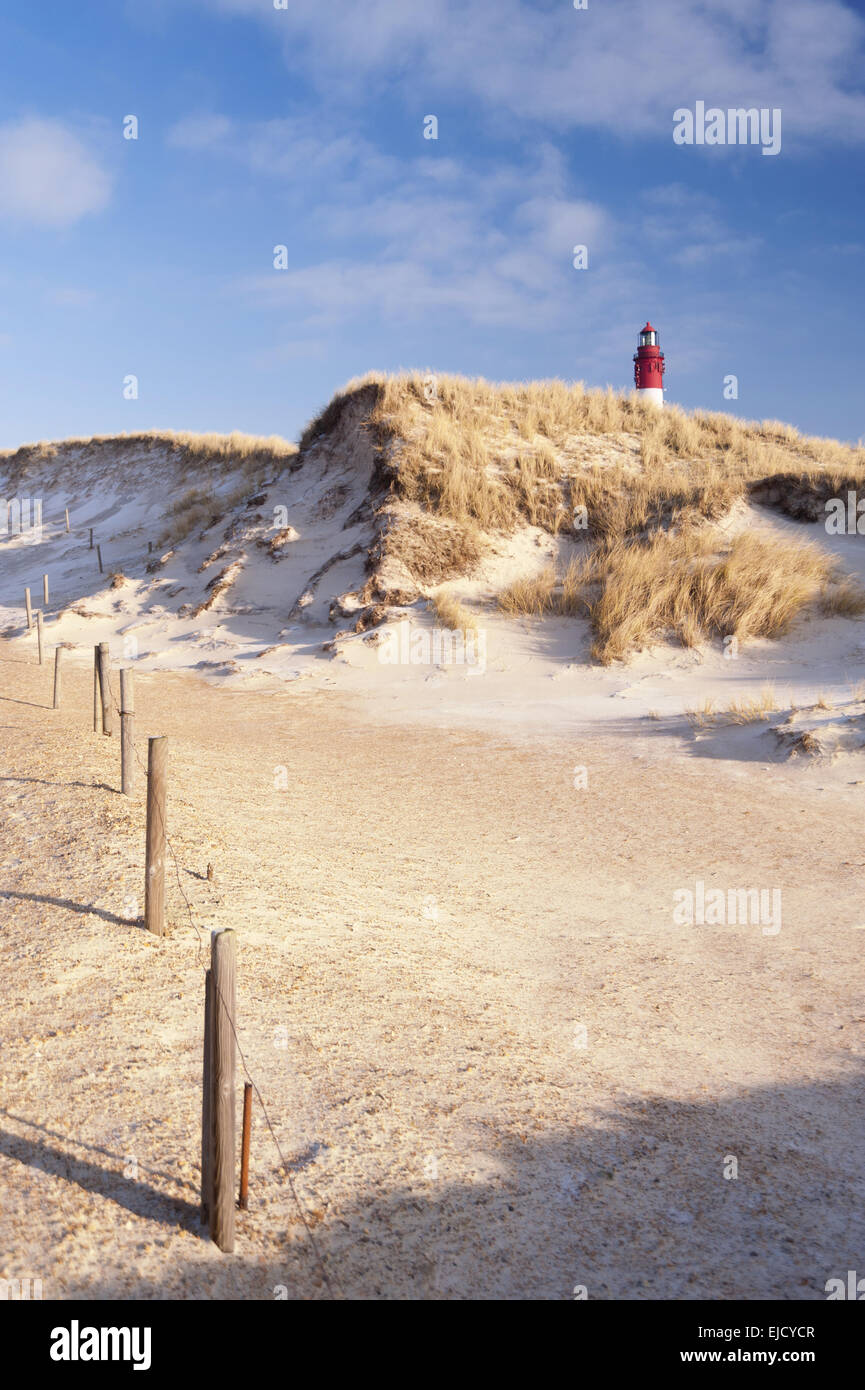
[633, 322, 665, 407]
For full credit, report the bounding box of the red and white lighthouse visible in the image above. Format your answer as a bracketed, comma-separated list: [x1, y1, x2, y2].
[633, 322, 665, 407]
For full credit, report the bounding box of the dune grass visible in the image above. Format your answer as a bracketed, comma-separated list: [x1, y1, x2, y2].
[687, 686, 781, 727]
[430, 592, 479, 632]
[0, 429, 298, 497]
[320, 371, 865, 544]
[499, 528, 865, 663]
[587, 529, 863, 664]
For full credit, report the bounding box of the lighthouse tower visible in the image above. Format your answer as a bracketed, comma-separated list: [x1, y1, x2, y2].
[633, 322, 665, 407]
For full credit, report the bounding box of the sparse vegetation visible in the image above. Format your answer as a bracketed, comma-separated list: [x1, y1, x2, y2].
[723, 687, 781, 724]
[161, 487, 217, 546]
[0, 428, 298, 498]
[430, 592, 478, 632]
[687, 686, 780, 726]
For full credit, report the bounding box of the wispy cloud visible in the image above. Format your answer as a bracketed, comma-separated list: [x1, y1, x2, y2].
[640, 184, 763, 267]
[0, 119, 111, 227]
[196, 124, 624, 332]
[197, 0, 865, 146]
[167, 112, 394, 183]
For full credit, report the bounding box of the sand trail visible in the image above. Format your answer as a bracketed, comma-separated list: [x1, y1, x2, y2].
[1, 645, 863, 1298]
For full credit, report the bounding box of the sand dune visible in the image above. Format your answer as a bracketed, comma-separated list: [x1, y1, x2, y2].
[2, 379, 864, 1300]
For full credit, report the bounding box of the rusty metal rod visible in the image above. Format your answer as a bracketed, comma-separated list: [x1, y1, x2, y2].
[239, 1081, 252, 1211]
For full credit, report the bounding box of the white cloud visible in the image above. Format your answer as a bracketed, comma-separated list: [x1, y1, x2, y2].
[0, 119, 111, 227]
[199, 0, 865, 146]
[167, 112, 394, 184]
[172, 111, 617, 328]
[239, 160, 622, 333]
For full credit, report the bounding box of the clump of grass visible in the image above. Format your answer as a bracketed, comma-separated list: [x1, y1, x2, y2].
[510, 528, 844, 664]
[723, 686, 781, 724]
[688, 686, 780, 726]
[497, 567, 557, 616]
[820, 575, 865, 617]
[430, 592, 478, 632]
[396, 420, 520, 531]
[497, 555, 593, 618]
[587, 529, 838, 664]
[570, 465, 737, 541]
[382, 512, 484, 584]
[686, 697, 717, 728]
[159, 486, 218, 546]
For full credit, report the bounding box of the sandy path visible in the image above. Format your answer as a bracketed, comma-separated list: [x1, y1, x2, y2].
[0, 643, 863, 1300]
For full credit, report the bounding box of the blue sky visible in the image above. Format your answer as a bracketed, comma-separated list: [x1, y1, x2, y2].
[0, 0, 863, 448]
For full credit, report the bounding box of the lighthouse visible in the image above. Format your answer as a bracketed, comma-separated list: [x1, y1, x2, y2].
[633, 322, 665, 407]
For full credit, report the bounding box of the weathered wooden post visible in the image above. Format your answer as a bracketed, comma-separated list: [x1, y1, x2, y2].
[93, 646, 101, 733]
[64, 507, 70, 533]
[210, 928, 236, 1252]
[120, 669, 134, 795]
[89, 527, 94, 550]
[144, 735, 167, 936]
[42, 573, 49, 605]
[201, 969, 213, 1224]
[53, 647, 63, 710]
[24, 588, 32, 631]
[97, 544, 104, 575]
[98, 641, 113, 736]
[36, 610, 44, 666]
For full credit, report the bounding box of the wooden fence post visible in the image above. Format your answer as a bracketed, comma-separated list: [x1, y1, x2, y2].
[98, 641, 113, 736]
[42, 573, 49, 605]
[210, 928, 236, 1252]
[36, 610, 44, 666]
[120, 669, 134, 795]
[93, 646, 101, 733]
[24, 588, 32, 631]
[97, 544, 104, 575]
[144, 736, 168, 936]
[53, 647, 63, 709]
[201, 969, 213, 1223]
[89, 527, 94, 550]
[65, 507, 70, 533]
